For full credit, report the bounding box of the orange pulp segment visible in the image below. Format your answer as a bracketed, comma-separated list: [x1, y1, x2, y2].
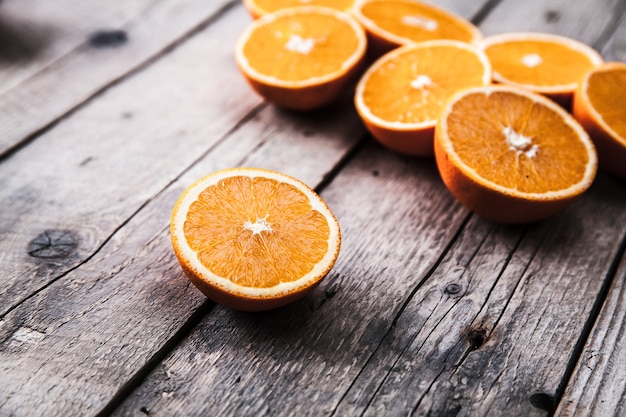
[481, 32, 603, 106]
[170, 168, 341, 311]
[573, 62, 626, 178]
[353, 0, 482, 56]
[435, 86, 597, 223]
[355, 40, 491, 156]
[235, 6, 367, 110]
[243, 0, 356, 19]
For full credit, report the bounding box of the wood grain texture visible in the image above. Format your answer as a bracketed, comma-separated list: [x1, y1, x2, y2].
[0, 5, 260, 317]
[0, 0, 238, 157]
[109, 142, 468, 417]
[479, 0, 623, 44]
[554, 15, 626, 417]
[555, 246, 626, 417]
[0, 5, 368, 415]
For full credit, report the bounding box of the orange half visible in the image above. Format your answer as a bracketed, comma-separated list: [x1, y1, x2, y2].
[435, 86, 597, 223]
[573, 62, 626, 178]
[355, 40, 491, 156]
[353, 0, 482, 57]
[481, 32, 603, 106]
[235, 6, 367, 110]
[243, 0, 357, 19]
[171, 168, 341, 311]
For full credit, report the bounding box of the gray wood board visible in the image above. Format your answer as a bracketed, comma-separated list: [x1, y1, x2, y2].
[109, 1, 626, 416]
[0, 6, 260, 317]
[0, 0, 238, 157]
[0, 5, 367, 415]
[554, 12, 626, 417]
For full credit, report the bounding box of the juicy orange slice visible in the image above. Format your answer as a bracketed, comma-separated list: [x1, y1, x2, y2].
[573, 62, 626, 179]
[170, 168, 341, 311]
[481, 32, 603, 107]
[243, 0, 356, 19]
[235, 6, 367, 110]
[353, 0, 482, 57]
[355, 40, 491, 156]
[435, 86, 597, 223]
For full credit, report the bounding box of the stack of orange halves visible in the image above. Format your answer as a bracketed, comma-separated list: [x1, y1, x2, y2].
[236, 0, 626, 224]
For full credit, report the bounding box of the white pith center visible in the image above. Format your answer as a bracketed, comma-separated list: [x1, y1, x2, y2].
[402, 15, 438, 31]
[503, 126, 538, 158]
[285, 34, 315, 55]
[522, 53, 542, 68]
[244, 216, 273, 235]
[411, 75, 433, 90]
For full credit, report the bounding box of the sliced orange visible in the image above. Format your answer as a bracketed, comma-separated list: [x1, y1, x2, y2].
[170, 168, 341, 311]
[235, 6, 367, 111]
[435, 86, 597, 224]
[353, 0, 482, 57]
[243, 0, 356, 19]
[573, 62, 626, 179]
[355, 40, 491, 156]
[481, 32, 603, 107]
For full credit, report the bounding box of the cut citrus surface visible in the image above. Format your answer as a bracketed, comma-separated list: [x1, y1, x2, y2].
[353, 0, 482, 57]
[435, 86, 597, 223]
[235, 6, 367, 110]
[355, 40, 491, 156]
[170, 168, 341, 311]
[243, 0, 356, 19]
[481, 32, 603, 106]
[573, 62, 626, 179]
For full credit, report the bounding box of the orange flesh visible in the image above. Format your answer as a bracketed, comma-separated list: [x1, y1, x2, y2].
[183, 176, 330, 288]
[252, 0, 354, 14]
[587, 67, 626, 140]
[362, 45, 487, 123]
[242, 13, 361, 82]
[485, 40, 597, 87]
[361, 0, 475, 43]
[446, 91, 590, 193]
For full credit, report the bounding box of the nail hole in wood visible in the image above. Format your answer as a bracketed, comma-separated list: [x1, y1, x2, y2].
[529, 392, 555, 412]
[372, 169, 380, 177]
[445, 283, 462, 295]
[544, 10, 560, 23]
[466, 328, 487, 350]
[27, 230, 77, 258]
[88, 30, 128, 48]
[139, 406, 150, 415]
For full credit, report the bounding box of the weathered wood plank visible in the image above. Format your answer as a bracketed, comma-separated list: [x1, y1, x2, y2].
[0, 0, 151, 94]
[0, 0, 238, 158]
[479, 0, 623, 45]
[109, 1, 626, 416]
[0, 4, 369, 415]
[349, 174, 626, 416]
[554, 13, 626, 417]
[0, 5, 260, 317]
[554, 248, 626, 417]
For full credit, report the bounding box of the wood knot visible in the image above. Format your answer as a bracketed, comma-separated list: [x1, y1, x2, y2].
[28, 230, 77, 258]
[529, 392, 555, 412]
[88, 30, 128, 48]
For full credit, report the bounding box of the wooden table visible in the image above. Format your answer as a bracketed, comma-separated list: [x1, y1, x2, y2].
[1, 0, 625, 415]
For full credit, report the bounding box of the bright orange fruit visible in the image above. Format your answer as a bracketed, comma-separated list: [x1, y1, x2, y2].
[235, 6, 367, 110]
[435, 86, 597, 223]
[353, 0, 482, 57]
[243, 0, 356, 19]
[573, 62, 626, 179]
[170, 168, 341, 311]
[355, 40, 491, 156]
[481, 32, 603, 107]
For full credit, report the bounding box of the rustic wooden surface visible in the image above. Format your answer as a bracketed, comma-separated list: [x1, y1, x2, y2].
[0, 0, 625, 416]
